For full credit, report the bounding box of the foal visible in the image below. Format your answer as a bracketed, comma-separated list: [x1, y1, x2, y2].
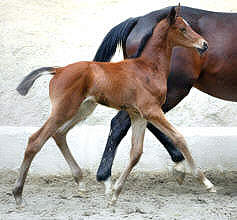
[14, 6, 214, 205]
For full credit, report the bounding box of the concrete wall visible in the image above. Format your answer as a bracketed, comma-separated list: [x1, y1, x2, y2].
[1, 0, 237, 174]
[1, 126, 237, 175]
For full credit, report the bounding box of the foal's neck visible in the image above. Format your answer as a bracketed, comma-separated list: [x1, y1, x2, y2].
[140, 19, 173, 78]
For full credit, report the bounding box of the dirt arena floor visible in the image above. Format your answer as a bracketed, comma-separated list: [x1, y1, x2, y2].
[0, 170, 236, 220]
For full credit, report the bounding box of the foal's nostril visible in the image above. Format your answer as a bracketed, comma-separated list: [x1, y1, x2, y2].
[203, 42, 208, 51]
[196, 41, 208, 55]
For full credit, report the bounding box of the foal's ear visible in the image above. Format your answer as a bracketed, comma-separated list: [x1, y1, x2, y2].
[167, 6, 176, 25]
[176, 3, 181, 17]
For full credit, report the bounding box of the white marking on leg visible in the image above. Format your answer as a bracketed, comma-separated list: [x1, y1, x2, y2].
[174, 160, 185, 173]
[203, 177, 214, 190]
[104, 177, 113, 195]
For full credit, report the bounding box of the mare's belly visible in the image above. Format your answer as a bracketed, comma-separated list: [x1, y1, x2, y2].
[194, 71, 237, 101]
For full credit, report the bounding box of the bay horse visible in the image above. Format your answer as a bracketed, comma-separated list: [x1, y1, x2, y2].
[94, 6, 237, 185]
[14, 6, 213, 206]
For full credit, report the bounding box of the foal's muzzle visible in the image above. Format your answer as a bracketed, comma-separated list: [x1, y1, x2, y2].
[197, 41, 208, 55]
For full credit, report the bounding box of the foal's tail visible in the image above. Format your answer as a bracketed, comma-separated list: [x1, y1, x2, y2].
[93, 17, 138, 62]
[16, 67, 56, 96]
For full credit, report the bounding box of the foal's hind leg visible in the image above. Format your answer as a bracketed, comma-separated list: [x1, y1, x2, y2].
[52, 98, 97, 189]
[12, 115, 68, 206]
[144, 107, 215, 192]
[111, 114, 147, 205]
[13, 97, 89, 206]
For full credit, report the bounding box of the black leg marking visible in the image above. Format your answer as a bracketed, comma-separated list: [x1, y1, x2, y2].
[147, 123, 185, 162]
[96, 111, 131, 182]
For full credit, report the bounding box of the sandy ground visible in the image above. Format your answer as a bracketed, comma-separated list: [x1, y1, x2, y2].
[0, 170, 236, 220]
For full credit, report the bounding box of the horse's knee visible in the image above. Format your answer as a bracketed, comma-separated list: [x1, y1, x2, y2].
[24, 134, 43, 158]
[52, 131, 66, 144]
[24, 143, 39, 159]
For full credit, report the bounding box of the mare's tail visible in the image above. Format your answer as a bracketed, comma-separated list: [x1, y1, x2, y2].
[16, 67, 56, 96]
[93, 17, 138, 62]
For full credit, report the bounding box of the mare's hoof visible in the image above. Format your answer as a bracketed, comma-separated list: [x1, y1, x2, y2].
[104, 177, 113, 196]
[173, 161, 186, 184]
[173, 169, 185, 185]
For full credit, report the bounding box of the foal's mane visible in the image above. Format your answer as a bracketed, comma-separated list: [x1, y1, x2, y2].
[129, 8, 172, 59]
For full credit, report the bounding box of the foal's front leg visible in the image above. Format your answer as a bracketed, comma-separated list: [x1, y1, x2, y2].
[145, 106, 215, 192]
[111, 114, 147, 205]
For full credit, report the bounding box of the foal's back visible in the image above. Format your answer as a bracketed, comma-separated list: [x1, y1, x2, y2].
[87, 59, 159, 110]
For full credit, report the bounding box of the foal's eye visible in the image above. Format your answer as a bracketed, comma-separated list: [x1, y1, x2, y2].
[180, 28, 186, 33]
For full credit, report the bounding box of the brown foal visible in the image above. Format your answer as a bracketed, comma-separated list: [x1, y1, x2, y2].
[14, 6, 214, 206]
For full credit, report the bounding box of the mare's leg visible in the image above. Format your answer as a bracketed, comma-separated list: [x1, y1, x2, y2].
[96, 110, 131, 193]
[52, 98, 97, 187]
[144, 106, 215, 192]
[111, 114, 147, 204]
[147, 123, 184, 162]
[96, 111, 184, 185]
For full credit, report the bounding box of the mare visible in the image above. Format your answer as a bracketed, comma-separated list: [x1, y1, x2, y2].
[14, 6, 213, 206]
[94, 6, 237, 184]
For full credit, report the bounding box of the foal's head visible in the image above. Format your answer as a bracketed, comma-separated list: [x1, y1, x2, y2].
[167, 5, 208, 55]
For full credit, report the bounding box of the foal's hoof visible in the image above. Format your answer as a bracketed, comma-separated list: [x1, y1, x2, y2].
[78, 182, 87, 192]
[207, 187, 217, 193]
[14, 195, 25, 208]
[12, 188, 23, 207]
[109, 186, 122, 206]
[109, 194, 118, 207]
[206, 183, 216, 193]
[105, 191, 117, 207]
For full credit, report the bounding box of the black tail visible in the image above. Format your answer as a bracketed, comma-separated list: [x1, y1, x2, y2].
[16, 67, 56, 96]
[93, 17, 139, 62]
